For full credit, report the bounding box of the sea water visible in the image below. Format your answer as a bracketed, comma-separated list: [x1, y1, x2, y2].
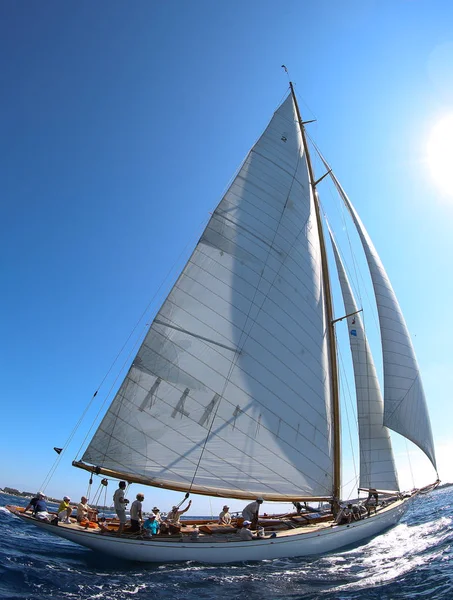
[1, 488, 453, 600]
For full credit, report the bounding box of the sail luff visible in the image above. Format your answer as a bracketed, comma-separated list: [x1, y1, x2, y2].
[329, 229, 399, 492]
[289, 83, 341, 501]
[318, 153, 437, 472]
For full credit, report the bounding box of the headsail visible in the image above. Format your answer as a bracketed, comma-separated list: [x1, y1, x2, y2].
[322, 159, 437, 471]
[80, 94, 335, 501]
[330, 231, 399, 491]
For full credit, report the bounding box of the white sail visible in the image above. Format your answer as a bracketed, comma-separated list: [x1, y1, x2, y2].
[330, 231, 399, 491]
[323, 165, 437, 471]
[82, 94, 335, 500]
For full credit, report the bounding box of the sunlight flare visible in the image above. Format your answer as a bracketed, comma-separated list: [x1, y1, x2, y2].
[427, 114, 453, 196]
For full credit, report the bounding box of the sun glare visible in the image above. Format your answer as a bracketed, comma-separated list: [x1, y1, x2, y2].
[427, 114, 453, 197]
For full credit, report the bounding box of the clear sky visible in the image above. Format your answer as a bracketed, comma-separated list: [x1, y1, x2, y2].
[2, 0, 453, 516]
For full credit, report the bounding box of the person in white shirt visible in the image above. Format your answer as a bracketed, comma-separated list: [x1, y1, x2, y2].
[239, 520, 256, 541]
[129, 493, 144, 532]
[166, 499, 192, 534]
[113, 481, 129, 536]
[242, 498, 263, 525]
[76, 496, 96, 522]
[218, 505, 232, 525]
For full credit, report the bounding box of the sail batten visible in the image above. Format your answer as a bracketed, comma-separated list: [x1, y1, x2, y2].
[82, 94, 335, 499]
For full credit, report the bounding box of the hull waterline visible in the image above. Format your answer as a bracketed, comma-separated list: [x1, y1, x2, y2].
[9, 499, 409, 564]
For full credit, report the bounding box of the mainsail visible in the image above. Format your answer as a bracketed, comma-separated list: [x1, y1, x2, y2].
[324, 165, 437, 471]
[330, 232, 399, 492]
[80, 94, 335, 501]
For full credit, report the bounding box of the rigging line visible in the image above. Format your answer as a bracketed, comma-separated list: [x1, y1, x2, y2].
[102, 483, 108, 520]
[77, 217, 209, 466]
[307, 135, 381, 336]
[42, 219, 210, 490]
[337, 346, 359, 491]
[75, 324, 150, 464]
[213, 84, 290, 216]
[316, 169, 369, 326]
[323, 181, 364, 307]
[354, 296, 386, 487]
[289, 81, 318, 126]
[306, 134, 363, 299]
[328, 223, 378, 487]
[405, 438, 415, 490]
[344, 474, 360, 501]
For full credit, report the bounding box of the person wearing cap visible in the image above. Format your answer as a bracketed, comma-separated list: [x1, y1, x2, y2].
[241, 497, 263, 525]
[57, 496, 73, 524]
[24, 491, 50, 521]
[142, 514, 160, 537]
[335, 504, 352, 525]
[76, 496, 97, 523]
[218, 505, 232, 525]
[129, 493, 145, 532]
[239, 520, 256, 541]
[153, 506, 169, 533]
[151, 506, 162, 524]
[113, 481, 129, 536]
[166, 499, 192, 534]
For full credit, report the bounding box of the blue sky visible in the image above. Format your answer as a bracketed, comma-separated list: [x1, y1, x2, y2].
[2, 0, 453, 515]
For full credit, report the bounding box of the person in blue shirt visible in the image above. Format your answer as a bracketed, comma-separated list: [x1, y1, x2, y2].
[24, 491, 50, 521]
[142, 514, 160, 537]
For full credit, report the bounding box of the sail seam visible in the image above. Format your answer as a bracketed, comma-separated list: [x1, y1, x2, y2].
[153, 319, 239, 353]
[175, 264, 327, 377]
[156, 291, 330, 417]
[136, 335, 331, 452]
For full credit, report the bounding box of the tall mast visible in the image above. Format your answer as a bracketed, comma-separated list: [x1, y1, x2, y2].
[289, 82, 341, 502]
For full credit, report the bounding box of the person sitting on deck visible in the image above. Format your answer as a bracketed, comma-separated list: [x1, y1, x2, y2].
[239, 520, 256, 540]
[365, 489, 379, 516]
[335, 505, 352, 525]
[76, 496, 97, 523]
[218, 505, 232, 525]
[242, 498, 263, 526]
[351, 503, 363, 521]
[151, 506, 162, 524]
[24, 492, 51, 522]
[142, 514, 160, 537]
[57, 496, 73, 523]
[129, 493, 145, 532]
[190, 524, 200, 541]
[165, 499, 192, 534]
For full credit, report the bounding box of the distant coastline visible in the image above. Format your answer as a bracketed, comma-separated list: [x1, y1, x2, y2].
[2, 483, 451, 509]
[0, 486, 110, 510]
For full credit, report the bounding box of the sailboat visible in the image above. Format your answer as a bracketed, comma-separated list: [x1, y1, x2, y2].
[8, 83, 439, 563]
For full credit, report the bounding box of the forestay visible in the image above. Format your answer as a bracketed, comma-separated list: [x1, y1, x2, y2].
[82, 94, 335, 500]
[330, 232, 399, 492]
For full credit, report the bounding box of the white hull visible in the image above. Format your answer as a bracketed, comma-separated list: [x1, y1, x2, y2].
[13, 499, 409, 564]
